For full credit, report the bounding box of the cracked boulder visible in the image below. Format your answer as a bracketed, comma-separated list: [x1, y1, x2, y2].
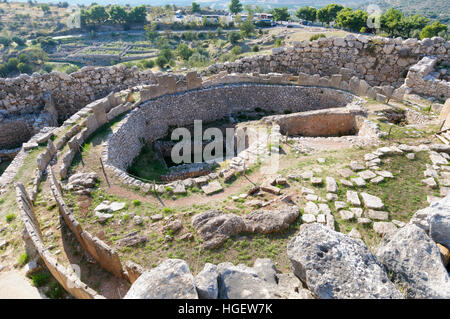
[287, 223, 403, 299]
[376, 224, 450, 299]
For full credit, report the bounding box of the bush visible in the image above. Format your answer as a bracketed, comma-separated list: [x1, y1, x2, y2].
[274, 38, 283, 47]
[252, 44, 260, 52]
[31, 271, 51, 287]
[227, 31, 241, 44]
[176, 43, 193, 60]
[231, 46, 242, 55]
[12, 36, 26, 46]
[360, 27, 367, 33]
[139, 59, 155, 69]
[156, 56, 168, 68]
[6, 213, 15, 222]
[309, 33, 326, 41]
[18, 253, 28, 266]
[132, 199, 141, 206]
[160, 48, 173, 61]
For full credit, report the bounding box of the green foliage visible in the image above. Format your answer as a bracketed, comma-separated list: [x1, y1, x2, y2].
[191, 2, 201, 14]
[18, 253, 28, 266]
[420, 21, 448, 39]
[252, 44, 260, 52]
[295, 6, 317, 22]
[31, 271, 51, 287]
[309, 33, 326, 41]
[270, 7, 290, 22]
[127, 5, 147, 24]
[274, 38, 283, 47]
[231, 46, 242, 55]
[229, 0, 243, 15]
[317, 4, 344, 25]
[156, 56, 168, 68]
[87, 5, 109, 26]
[380, 8, 404, 37]
[335, 8, 368, 32]
[108, 5, 128, 24]
[239, 18, 255, 38]
[227, 31, 241, 44]
[145, 22, 159, 42]
[176, 43, 193, 60]
[6, 213, 15, 223]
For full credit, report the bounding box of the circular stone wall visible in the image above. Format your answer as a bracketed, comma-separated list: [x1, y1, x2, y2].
[105, 84, 358, 172]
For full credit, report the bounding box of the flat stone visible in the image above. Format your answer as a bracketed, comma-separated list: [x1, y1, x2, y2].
[326, 193, 338, 201]
[300, 171, 314, 180]
[349, 161, 365, 171]
[358, 217, 372, 224]
[95, 211, 114, 222]
[361, 192, 385, 210]
[325, 177, 338, 193]
[339, 210, 354, 220]
[261, 183, 281, 195]
[346, 191, 361, 206]
[316, 214, 326, 224]
[151, 214, 163, 221]
[373, 222, 397, 236]
[301, 187, 315, 195]
[364, 153, 379, 162]
[338, 168, 354, 178]
[358, 170, 377, 180]
[202, 181, 224, 195]
[377, 171, 394, 178]
[350, 208, 363, 218]
[370, 176, 385, 184]
[340, 179, 353, 187]
[305, 194, 318, 201]
[366, 209, 389, 221]
[335, 201, 347, 210]
[421, 177, 437, 189]
[392, 219, 406, 228]
[310, 177, 323, 185]
[348, 228, 362, 239]
[302, 214, 316, 223]
[304, 202, 319, 215]
[110, 202, 126, 212]
[406, 153, 415, 160]
[351, 177, 366, 187]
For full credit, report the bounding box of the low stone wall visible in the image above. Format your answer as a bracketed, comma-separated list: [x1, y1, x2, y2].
[202, 35, 449, 89]
[105, 84, 356, 173]
[15, 183, 104, 299]
[48, 167, 125, 279]
[404, 56, 450, 100]
[264, 107, 366, 137]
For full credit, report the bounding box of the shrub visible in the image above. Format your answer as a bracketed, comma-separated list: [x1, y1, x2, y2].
[309, 33, 326, 41]
[139, 59, 155, 69]
[274, 38, 283, 47]
[6, 213, 15, 223]
[176, 43, 193, 61]
[252, 44, 260, 52]
[18, 253, 28, 266]
[31, 271, 51, 287]
[156, 56, 168, 68]
[132, 199, 141, 206]
[160, 48, 173, 61]
[360, 27, 367, 33]
[231, 46, 242, 55]
[227, 31, 241, 44]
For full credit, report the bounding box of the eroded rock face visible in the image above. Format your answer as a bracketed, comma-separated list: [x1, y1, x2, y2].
[287, 223, 403, 299]
[192, 206, 299, 249]
[124, 259, 198, 299]
[217, 259, 313, 299]
[191, 210, 246, 249]
[195, 263, 219, 299]
[429, 196, 450, 249]
[376, 224, 450, 299]
[244, 206, 299, 234]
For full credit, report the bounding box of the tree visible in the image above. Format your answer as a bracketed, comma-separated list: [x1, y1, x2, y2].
[229, 0, 242, 15]
[227, 31, 241, 44]
[12, 36, 26, 46]
[335, 8, 368, 32]
[109, 5, 128, 24]
[88, 5, 109, 26]
[145, 22, 159, 42]
[191, 2, 201, 14]
[156, 55, 168, 68]
[127, 5, 147, 24]
[420, 21, 448, 39]
[317, 4, 344, 25]
[240, 18, 255, 38]
[295, 7, 317, 23]
[380, 8, 403, 37]
[176, 43, 193, 60]
[400, 14, 430, 38]
[270, 7, 290, 22]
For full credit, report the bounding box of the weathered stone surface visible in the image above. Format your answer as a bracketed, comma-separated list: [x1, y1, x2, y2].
[351, 177, 366, 187]
[376, 224, 450, 299]
[304, 201, 319, 215]
[201, 181, 223, 195]
[302, 214, 316, 223]
[428, 196, 450, 249]
[287, 223, 403, 299]
[346, 190, 361, 206]
[192, 210, 246, 249]
[373, 222, 397, 236]
[124, 259, 198, 299]
[358, 170, 377, 180]
[195, 263, 219, 299]
[244, 206, 299, 234]
[325, 177, 338, 193]
[361, 192, 385, 210]
[367, 210, 389, 221]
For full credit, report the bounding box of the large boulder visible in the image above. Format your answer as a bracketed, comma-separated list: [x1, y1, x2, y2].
[429, 196, 450, 249]
[124, 259, 198, 299]
[195, 263, 219, 299]
[376, 224, 450, 299]
[243, 206, 299, 234]
[192, 210, 246, 249]
[287, 223, 403, 299]
[217, 259, 313, 299]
